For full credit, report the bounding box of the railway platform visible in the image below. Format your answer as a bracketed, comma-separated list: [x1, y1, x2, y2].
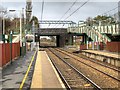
[81, 50, 120, 67]
[2, 51, 36, 89]
[82, 50, 119, 59]
[31, 51, 65, 89]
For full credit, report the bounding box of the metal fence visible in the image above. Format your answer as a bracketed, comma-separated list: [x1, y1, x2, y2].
[0, 42, 20, 67]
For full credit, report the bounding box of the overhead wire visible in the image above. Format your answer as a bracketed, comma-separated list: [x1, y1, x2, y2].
[53, 0, 78, 28]
[61, 1, 118, 28]
[96, 5, 120, 22]
[46, 1, 118, 28]
[40, 0, 44, 28]
[55, 0, 89, 28]
[102, 6, 119, 15]
[58, 0, 78, 21]
[64, 0, 89, 21]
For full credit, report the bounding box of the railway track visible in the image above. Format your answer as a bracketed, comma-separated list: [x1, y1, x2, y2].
[46, 48, 102, 90]
[46, 48, 120, 88]
[59, 48, 120, 72]
[55, 48, 120, 82]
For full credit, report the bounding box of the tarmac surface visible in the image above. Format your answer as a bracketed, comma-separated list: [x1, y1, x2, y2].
[31, 51, 64, 89]
[2, 50, 36, 89]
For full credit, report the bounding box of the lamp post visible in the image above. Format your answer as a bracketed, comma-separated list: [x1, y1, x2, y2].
[9, 9, 26, 56]
[10, 30, 13, 64]
[35, 34, 38, 50]
[1, 10, 6, 43]
[9, 9, 23, 48]
[3, 16, 5, 42]
[118, 1, 120, 35]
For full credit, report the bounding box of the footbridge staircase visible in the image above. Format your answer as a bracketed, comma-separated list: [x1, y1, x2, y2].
[67, 23, 119, 44]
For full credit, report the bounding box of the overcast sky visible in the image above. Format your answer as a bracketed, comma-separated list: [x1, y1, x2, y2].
[0, 0, 120, 28]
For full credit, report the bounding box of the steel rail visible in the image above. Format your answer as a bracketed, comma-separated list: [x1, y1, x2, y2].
[59, 48, 120, 72]
[49, 48, 102, 90]
[55, 48, 120, 82]
[47, 50, 72, 90]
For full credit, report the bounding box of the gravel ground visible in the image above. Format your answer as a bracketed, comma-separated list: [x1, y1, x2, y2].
[2, 50, 37, 89]
[57, 48, 119, 81]
[51, 48, 120, 89]
[46, 49, 95, 90]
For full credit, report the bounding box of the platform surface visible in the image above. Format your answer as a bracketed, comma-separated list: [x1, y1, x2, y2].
[82, 50, 119, 59]
[31, 51, 64, 89]
[2, 51, 35, 88]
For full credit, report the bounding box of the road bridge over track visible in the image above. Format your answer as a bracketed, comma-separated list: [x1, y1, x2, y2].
[38, 28, 67, 35]
[35, 28, 68, 47]
[35, 20, 76, 47]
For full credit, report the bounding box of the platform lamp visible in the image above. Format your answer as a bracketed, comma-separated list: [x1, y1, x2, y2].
[8, 10, 16, 64]
[1, 10, 7, 43]
[9, 9, 23, 47]
[10, 30, 13, 64]
[35, 33, 39, 50]
[118, 1, 120, 35]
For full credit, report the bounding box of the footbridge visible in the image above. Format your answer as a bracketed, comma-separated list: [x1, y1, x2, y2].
[68, 23, 120, 44]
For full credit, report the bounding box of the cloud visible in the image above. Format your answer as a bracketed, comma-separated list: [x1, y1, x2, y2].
[1, 1, 119, 24]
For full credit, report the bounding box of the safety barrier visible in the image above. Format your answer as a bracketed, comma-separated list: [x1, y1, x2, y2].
[0, 42, 20, 67]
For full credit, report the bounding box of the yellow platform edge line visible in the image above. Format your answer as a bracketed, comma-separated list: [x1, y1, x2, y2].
[19, 51, 37, 90]
[30, 51, 42, 88]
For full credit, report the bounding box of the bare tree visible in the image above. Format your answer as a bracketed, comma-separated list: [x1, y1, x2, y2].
[86, 17, 93, 26]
